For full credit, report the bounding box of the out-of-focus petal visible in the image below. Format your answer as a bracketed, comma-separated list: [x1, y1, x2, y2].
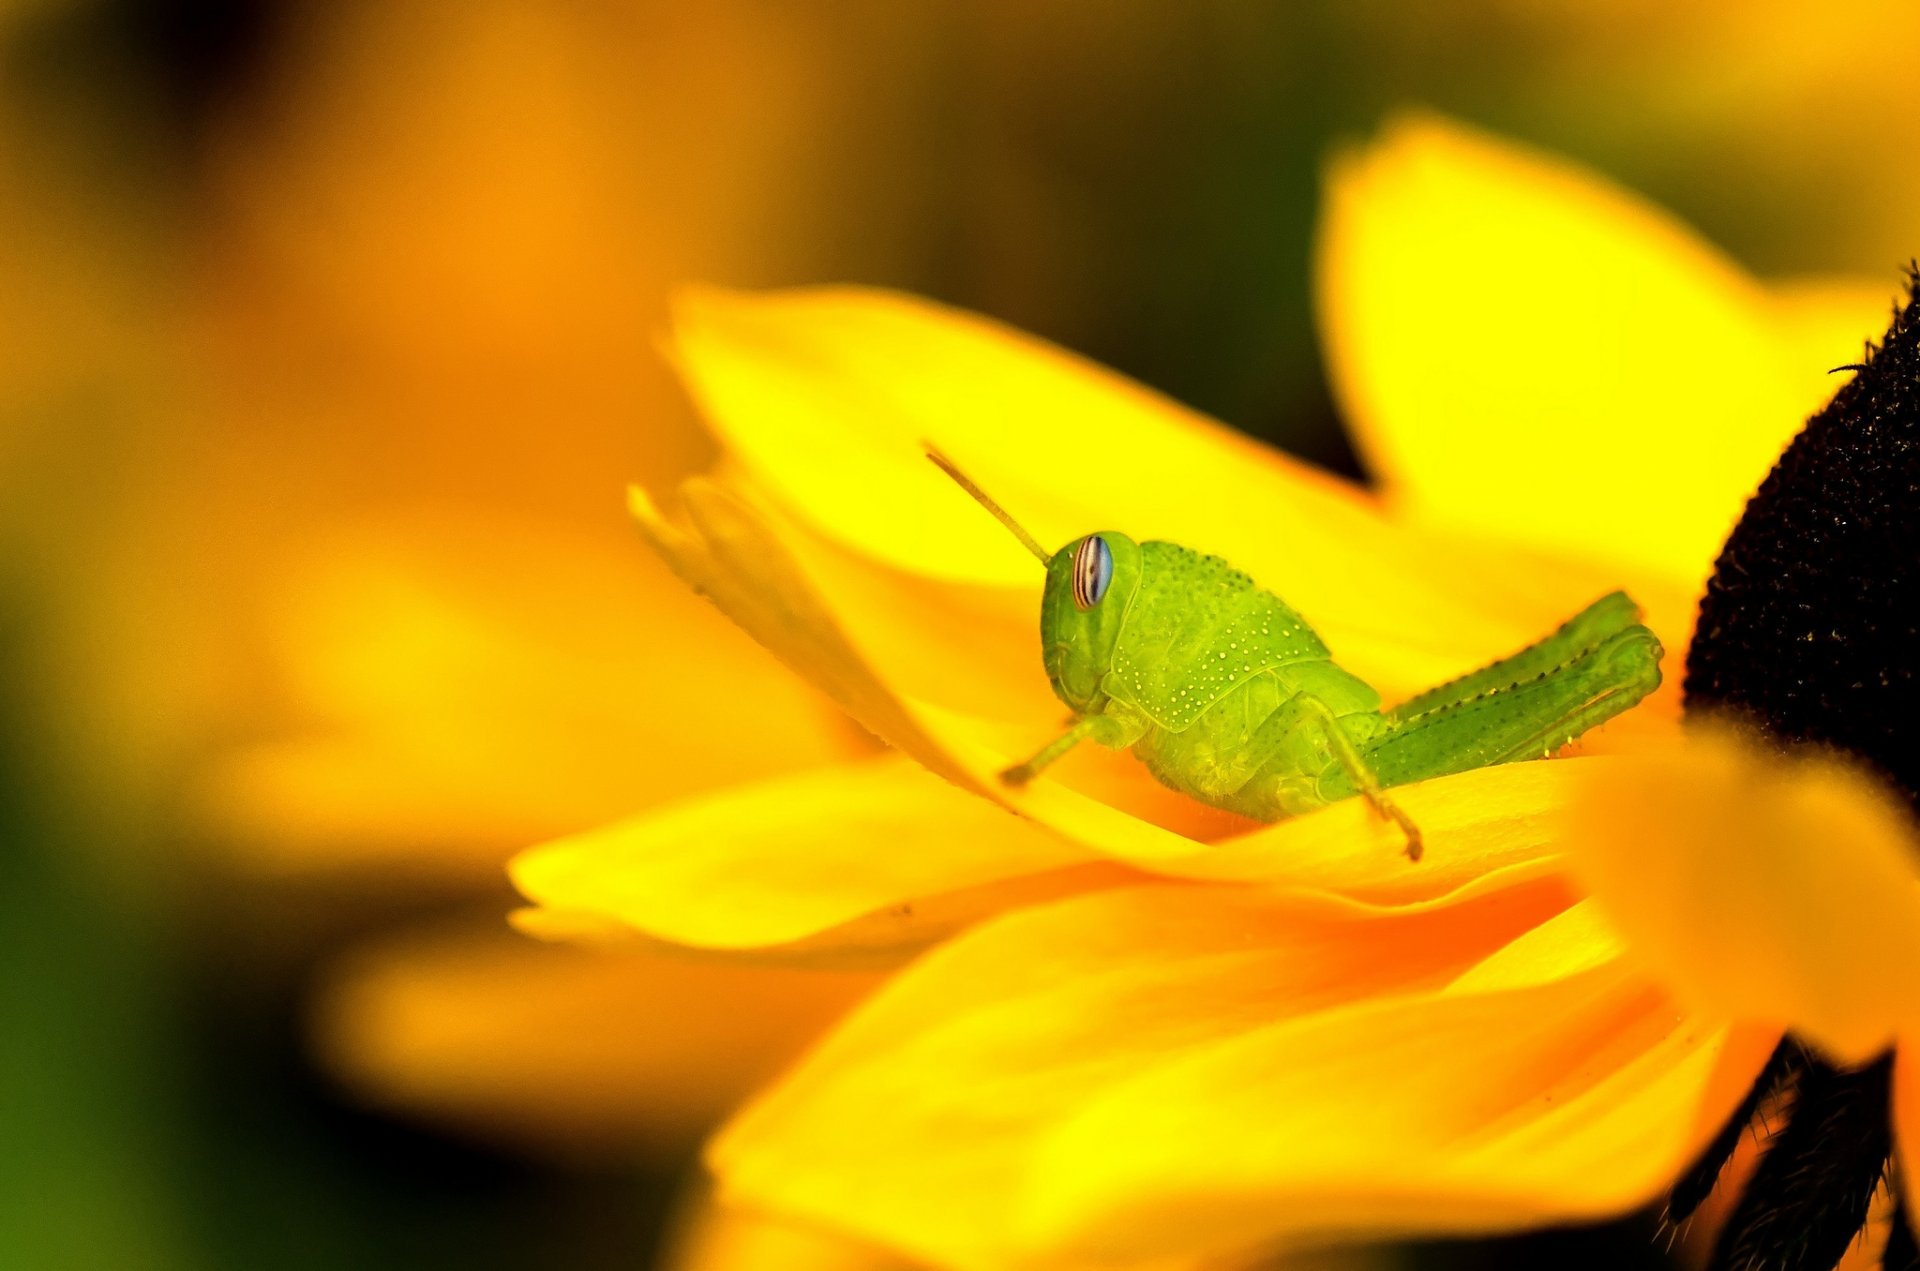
[1317, 112, 1892, 587]
[1563, 728, 1920, 1065]
[510, 757, 1142, 959]
[666, 284, 1651, 695]
[1894, 1050, 1920, 1233]
[202, 512, 859, 877]
[711, 877, 1577, 1268]
[663, 1195, 924, 1271]
[312, 921, 880, 1160]
[657, 1190, 1351, 1271]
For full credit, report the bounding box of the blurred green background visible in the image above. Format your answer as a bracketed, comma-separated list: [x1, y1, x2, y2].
[4, 2, 1910, 1268]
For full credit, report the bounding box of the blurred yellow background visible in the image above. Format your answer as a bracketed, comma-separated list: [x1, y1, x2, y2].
[7, 2, 1917, 1268]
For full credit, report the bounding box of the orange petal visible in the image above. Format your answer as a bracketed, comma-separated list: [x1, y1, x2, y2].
[657, 1191, 1297, 1271]
[667, 284, 1655, 697]
[1027, 971, 1750, 1264]
[201, 511, 858, 877]
[1317, 112, 1893, 588]
[1894, 1047, 1920, 1234]
[312, 920, 879, 1160]
[662, 1195, 925, 1271]
[711, 877, 1576, 1268]
[1563, 727, 1920, 1065]
[510, 756, 1141, 958]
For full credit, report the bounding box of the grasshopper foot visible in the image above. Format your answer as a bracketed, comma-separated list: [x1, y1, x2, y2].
[1399, 818, 1425, 863]
[1370, 793, 1424, 862]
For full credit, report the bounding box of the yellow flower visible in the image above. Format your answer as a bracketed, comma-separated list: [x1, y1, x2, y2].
[510, 113, 1900, 1266]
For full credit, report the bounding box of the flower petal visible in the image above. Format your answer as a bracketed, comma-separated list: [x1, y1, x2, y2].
[637, 465, 1671, 892]
[510, 756, 1140, 958]
[667, 284, 1654, 698]
[669, 283, 1355, 588]
[1894, 1048, 1920, 1232]
[1148, 758, 1598, 905]
[312, 920, 879, 1159]
[710, 877, 1576, 1268]
[632, 475, 1257, 861]
[1563, 727, 1920, 1065]
[1317, 112, 1893, 586]
[1025, 972, 1751, 1264]
[202, 511, 858, 876]
[662, 1194, 924, 1271]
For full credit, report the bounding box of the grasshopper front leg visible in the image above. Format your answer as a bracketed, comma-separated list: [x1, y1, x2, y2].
[1000, 717, 1100, 785]
[1000, 708, 1149, 785]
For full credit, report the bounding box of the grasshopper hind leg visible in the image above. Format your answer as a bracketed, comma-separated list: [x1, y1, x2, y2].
[1385, 590, 1643, 725]
[1357, 622, 1664, 792]
[1233, 693, 1426, 860]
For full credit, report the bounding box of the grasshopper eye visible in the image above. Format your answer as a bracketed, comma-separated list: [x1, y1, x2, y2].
[1071, 535, 1113, 609]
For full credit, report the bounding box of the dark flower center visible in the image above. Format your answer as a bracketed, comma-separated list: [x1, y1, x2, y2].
[1680, 270, 1920, 1271]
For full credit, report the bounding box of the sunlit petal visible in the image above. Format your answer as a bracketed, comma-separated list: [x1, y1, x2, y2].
[1317, 111, 1892, 586]
[510, 756, 1141, 958]
[667, 284, 1654, 697]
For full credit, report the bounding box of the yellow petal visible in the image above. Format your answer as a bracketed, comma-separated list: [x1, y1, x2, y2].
[1317, 112, 1893, 587]
[1149, 758, 1594, 905]
[711, 877, 1575, 1268]
[669, 283, 1351, 588]
[510, 756, 1140, 958]
[667, 284, 1660, 696]
[1563, 727, 1920, 1065]
[633, 475, 1254, 862]
[312, 920, 879, 1160]
[201, 511, 858, 877]
[1027, 971, 1751, 1264]
[638, 462, 1668, 890]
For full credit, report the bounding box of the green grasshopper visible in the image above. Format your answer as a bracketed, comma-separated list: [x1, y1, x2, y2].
[928, 449, 1663, 860]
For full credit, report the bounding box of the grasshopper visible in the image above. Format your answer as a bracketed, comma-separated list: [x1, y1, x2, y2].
[928, 449, 1663, 860]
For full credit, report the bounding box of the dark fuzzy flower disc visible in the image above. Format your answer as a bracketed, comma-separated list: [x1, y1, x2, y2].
[1687, 278, 1920, 801]
[1683, 274, 1920, 1270]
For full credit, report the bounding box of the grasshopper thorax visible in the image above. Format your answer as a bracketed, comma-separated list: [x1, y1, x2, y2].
[1041, 531, 1143, 712]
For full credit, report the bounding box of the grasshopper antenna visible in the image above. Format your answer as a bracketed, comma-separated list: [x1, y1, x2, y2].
[924, 443, 1051, 564]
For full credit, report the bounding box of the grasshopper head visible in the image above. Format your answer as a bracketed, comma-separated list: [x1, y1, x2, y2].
[1040, 531, 1142, 711]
